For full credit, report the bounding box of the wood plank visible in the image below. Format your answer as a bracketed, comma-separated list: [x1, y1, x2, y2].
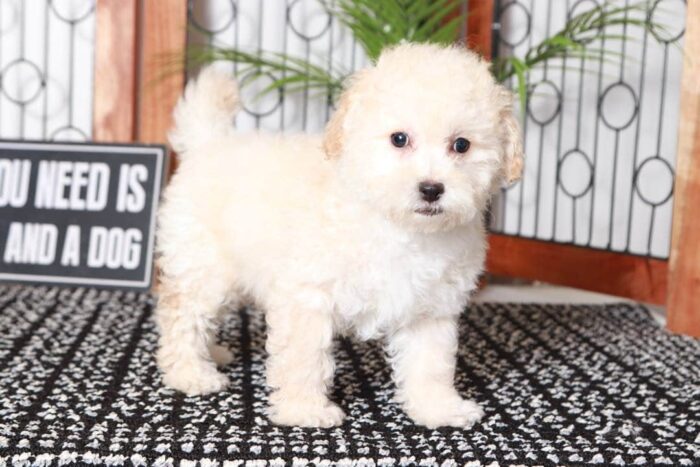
[487, 234, 668, 305]
[92, 0, 139, 142]
[137, 0, 188, 148]
[667, 3, 700, 337]
[467, 0, 495, 58]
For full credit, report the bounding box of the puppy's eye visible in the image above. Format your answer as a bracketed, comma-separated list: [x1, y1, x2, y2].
[391, 132, 409, 148]
[452, 137, 471, 154]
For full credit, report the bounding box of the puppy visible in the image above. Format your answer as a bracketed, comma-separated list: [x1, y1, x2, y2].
[156, 43, 523, 428]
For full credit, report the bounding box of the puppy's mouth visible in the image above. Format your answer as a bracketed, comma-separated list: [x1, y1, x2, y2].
[414, 206, 444, 216]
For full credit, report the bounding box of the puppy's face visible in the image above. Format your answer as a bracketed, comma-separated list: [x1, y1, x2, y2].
[324, 44, 523, 233]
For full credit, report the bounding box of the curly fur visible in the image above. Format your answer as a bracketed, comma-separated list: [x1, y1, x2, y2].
[155, 43, 524, 428]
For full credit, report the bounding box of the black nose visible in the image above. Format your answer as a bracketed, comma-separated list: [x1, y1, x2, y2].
[418, 181, 445, 203]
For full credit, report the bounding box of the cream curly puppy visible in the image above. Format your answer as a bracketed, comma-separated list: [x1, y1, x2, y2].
[156, 43, 523, 429]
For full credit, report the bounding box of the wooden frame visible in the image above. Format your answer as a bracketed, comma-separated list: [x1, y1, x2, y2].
[137, 0, 188, 146]
[487, 235, 668, 305]
[93, 0, 187, 149]
[667, 1, 700, 336]
[474, 0, 699, 335]
[466, 0, 495, 59]
[93, 0, 139, 142]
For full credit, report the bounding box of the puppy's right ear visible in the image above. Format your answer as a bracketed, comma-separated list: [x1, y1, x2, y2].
[497, 86, 525, 185]
[323, 70, 368, 159]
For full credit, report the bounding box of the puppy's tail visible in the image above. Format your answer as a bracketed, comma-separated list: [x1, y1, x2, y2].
[169, 65, 240, 156]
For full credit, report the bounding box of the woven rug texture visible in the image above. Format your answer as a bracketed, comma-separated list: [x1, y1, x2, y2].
[0, 285, 698, 466]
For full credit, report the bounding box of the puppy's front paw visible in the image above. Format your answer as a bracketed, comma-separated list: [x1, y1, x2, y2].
[269, 396, 346, 428]
[404, 395, 484, 429]
[161, 362, 229, 396]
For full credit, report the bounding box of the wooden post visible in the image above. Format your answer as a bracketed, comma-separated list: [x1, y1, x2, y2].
[467, 0, 495, 58]
[137, 0, 188, 146]
[92, 0, 139, 142]
[667, 3, 700, 337]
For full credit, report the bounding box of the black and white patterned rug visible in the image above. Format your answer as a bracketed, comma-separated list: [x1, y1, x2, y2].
[0, 285, 699, 466]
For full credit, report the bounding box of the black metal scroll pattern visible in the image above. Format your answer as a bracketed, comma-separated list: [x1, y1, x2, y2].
[490, 0, 685, 259]
[0, 0, 95, 141]
[187, 0, 344, 131]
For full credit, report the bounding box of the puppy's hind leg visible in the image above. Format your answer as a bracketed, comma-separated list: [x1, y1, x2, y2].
[208, 343, 234, 366]
[156, 271, 233, 396]
[207, 292, 244, 367]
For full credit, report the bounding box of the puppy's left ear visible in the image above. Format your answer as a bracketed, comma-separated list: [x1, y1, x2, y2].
[497, 87, 524, 185]
[323, 89, 352, 159]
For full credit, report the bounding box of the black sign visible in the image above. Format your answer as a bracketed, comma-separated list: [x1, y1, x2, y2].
[0, 141, 167, 290]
